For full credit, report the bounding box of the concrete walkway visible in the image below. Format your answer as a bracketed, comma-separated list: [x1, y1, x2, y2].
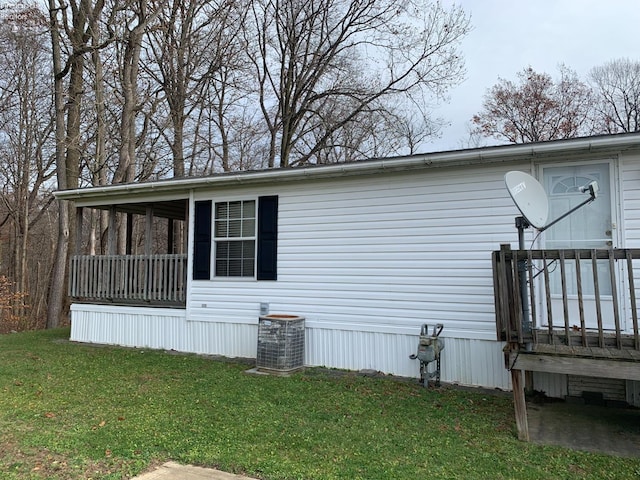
[131, 462, 258, 480]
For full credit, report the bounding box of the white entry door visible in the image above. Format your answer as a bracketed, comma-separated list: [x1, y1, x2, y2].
[541, 162, 617, 330]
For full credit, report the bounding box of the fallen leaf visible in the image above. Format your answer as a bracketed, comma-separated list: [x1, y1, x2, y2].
[105, 449, 112, 457]
[44, 412, 56, 418]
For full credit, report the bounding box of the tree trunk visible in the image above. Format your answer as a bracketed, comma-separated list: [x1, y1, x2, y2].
[46, 0, 68, 329]
[47, 201, 69, 329]
[171, 113, 185, 177]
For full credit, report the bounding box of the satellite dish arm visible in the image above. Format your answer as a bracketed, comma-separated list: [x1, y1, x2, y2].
[538, 184, 597, 232]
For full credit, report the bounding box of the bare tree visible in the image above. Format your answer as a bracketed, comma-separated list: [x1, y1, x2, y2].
[384, 105, 442, 156]
[111, 1, 161, 185]
[0, 4, 56, 326]
[143, 0, 247, 177]
[245, 0, 470, 167]
[471, 66, 595, 144]
[47, 0, 109, 328]
[590, 58, 640, 133]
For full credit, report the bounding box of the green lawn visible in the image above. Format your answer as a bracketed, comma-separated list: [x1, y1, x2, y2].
[0, 328, 638, 480]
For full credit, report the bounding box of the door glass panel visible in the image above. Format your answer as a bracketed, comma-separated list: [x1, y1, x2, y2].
[543, 164, 612, 296]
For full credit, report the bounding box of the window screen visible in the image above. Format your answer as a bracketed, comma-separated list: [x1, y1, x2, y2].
[214, 200, 256, 277]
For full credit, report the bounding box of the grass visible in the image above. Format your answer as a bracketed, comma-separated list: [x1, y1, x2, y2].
[0, 329, 638, 479]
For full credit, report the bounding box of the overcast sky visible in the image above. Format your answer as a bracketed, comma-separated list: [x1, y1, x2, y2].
[428, 0, 640, 152]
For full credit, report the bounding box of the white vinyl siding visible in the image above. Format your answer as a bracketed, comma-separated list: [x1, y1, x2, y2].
[621, 153, 640, 335]
[188, 163, 528, 341]
[622, 152, 640, 246]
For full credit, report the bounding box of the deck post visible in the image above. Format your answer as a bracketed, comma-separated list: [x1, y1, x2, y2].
[510, 365, 530, 441]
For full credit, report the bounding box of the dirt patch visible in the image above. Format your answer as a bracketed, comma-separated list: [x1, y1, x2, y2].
[0, 432, 150, 479]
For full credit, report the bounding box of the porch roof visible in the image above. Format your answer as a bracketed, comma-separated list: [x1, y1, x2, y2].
[105, 199, 188, 221]
[55, 133, 640, 208]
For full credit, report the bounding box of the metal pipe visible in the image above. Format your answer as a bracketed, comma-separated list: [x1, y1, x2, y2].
[516, 217, 532, 335]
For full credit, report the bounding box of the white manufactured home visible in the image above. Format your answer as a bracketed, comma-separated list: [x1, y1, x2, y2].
[55, 133, 640, 405]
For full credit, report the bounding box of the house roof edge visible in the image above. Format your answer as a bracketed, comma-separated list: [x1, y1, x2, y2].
[54, 133, 640, 203]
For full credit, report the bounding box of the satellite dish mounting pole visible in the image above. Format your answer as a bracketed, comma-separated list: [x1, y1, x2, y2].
[515, 216, 528, 250]
[515, 216, 531, 334]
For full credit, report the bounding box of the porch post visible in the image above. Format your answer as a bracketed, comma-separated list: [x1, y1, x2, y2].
[144, 207, 154, 299]
[168, 218, 175, 254]
[145, 207, 153, 256]
[126, 212, 133, 255]
[75, 207, 83, 255]
[183, 201, 189, 253]
[108, 206, 117, 255]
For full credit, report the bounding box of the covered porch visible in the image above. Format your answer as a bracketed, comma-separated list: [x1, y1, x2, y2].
[69, 198, 189, 307]
[492, 245, 640, 441]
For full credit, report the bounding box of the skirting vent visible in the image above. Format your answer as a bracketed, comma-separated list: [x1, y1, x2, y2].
[256, 314, 305, 372]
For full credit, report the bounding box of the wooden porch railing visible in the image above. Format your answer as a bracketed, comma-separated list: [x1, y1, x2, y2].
[492, 245, 640, 351]
[69, 254, 187, 305]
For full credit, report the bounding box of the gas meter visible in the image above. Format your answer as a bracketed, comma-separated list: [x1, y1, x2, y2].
[409, 323, 444, 387]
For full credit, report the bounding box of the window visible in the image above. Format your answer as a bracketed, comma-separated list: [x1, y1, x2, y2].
[214, 200, 256, 277]
[192, 196, 278, 281]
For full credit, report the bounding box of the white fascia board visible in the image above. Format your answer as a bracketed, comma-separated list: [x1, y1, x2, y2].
[54, 133, 640, 206]
[67, 190, 189, 208]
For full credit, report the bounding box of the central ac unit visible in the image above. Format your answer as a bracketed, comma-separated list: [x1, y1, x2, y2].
[256, 314, 305, 373]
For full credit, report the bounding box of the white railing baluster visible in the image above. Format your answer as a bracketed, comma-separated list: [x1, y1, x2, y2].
[69, 254, 187, 305]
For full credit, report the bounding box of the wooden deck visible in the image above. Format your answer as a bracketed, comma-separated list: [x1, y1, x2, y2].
[506, 342, 640, 382]
[492, 245, 640, 441]
[493, 245, 640, 349]
[69, 254, 187, 306]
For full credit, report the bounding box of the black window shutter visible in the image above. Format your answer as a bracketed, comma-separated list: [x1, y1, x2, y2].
[193, 200, 212, 280]
[257, 196, 278, 280]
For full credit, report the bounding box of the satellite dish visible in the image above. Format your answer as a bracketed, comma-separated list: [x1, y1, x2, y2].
[504, 171, 549, 229]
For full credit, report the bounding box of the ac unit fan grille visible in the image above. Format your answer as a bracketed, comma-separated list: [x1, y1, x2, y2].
[256, 315, 305, 372]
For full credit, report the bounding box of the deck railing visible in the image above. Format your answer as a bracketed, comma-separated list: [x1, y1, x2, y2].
[69, 254, 187, 305]
[492, 245, 640, 350]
